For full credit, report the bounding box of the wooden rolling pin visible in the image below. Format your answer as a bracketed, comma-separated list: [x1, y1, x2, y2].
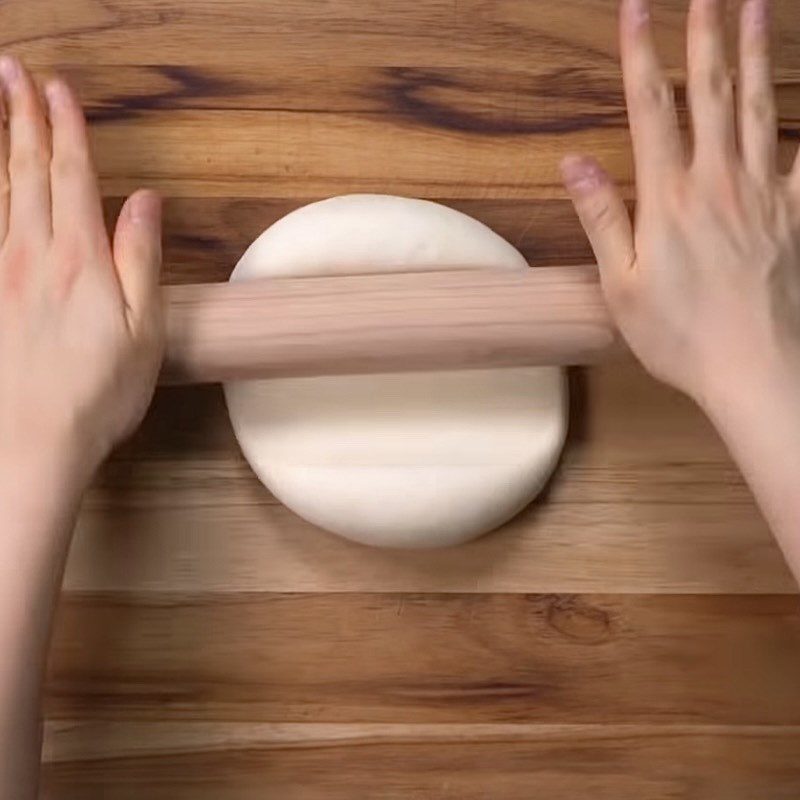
[162, 264, 621, 384]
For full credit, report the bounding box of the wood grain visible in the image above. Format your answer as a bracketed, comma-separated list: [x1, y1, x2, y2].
[46, 593, 800, 725]
[6, 0, 800, 71]
[2, 57, 796, 198]
[38, 592, 800, 797]
[38, 723, 800, 800]
[86, 110, 633, 199]
[0, 0, 795, 795]
[44, 723, 800, 800]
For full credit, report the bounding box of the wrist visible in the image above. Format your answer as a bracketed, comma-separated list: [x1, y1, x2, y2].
[690, 351, 800, 580]
[695, 352, 800, 443]
[1, 408, 104, 476]
[0, 431, 96, 516]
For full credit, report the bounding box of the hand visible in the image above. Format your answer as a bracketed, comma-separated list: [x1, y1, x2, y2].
[561, 0, 800, 410]
[0, 59, 163, 799]
[0, 56, 163, 476]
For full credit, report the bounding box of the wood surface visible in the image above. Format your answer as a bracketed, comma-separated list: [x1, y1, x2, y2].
[1, 0, 799, 797]
[164, 266, 618, 382]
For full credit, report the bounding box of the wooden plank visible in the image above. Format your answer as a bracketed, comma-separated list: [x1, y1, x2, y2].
[86, 105, 800, 198]
[39, 722, 800, 800]
[46, 593, 800, 724]
[63, 362, 793, 594]
[84, 109, 631, 199]
[55, 63, 641, 121]
[17, 61, 800, 199]
[5, 0, 800, 71]
[8, 61, 800, 142]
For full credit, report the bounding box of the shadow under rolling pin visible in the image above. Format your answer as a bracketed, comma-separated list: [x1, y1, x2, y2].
[162, 264, 623, 385]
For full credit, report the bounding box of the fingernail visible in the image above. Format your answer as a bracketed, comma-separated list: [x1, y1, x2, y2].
[745, 0, 769, 30]
[626, 0, 651, 28]
[0, 56, 21, 85]
[561, 156, 606, 194]
[129, 191, 162, 224]
[45, 80, 68, 111]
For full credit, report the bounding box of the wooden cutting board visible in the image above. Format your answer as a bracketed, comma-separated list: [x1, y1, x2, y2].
[4, 0, 799, 796]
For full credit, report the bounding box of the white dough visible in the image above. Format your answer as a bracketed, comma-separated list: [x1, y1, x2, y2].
[224, 195, 568, 548]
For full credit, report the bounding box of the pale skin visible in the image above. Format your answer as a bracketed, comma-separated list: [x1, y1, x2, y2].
[561, 0, 800, 575]
[1, 0, 800, 796]
[0, 59, 163, 797]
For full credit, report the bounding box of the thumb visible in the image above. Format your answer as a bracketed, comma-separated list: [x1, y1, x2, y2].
[113, 189, 163, 325]
[560, 155, 635, 286]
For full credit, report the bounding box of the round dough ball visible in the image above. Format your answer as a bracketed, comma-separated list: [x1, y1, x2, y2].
[224, 195, 568, 548]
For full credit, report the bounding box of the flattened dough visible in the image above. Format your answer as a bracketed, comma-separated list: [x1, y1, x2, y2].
[224, 195, 568, 548]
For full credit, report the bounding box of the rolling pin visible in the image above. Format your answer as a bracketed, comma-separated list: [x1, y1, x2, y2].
[162, 264, 621, 384]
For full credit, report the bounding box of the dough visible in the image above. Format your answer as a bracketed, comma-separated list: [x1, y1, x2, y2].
[224, 195, 568, 548]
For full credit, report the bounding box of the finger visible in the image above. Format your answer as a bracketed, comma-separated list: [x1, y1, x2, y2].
[113, 190, 163, 327]
[620, 0, 684, 187]
[561, 155, 636, 298]
[739, 0, 776, 181]
[687, 0, 737, 165]
[45, 78, 108, 248]
[0, 84, 9, 246]
[0, 56, 52, 240]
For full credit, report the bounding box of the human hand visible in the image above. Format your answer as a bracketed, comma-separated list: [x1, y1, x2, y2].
[0, 57, 163, 477]
[561, 0, 800, 410]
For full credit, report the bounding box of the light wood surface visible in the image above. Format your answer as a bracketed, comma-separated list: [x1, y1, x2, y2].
[164, 266, 618, 382]
[2, 0, 799, 797]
